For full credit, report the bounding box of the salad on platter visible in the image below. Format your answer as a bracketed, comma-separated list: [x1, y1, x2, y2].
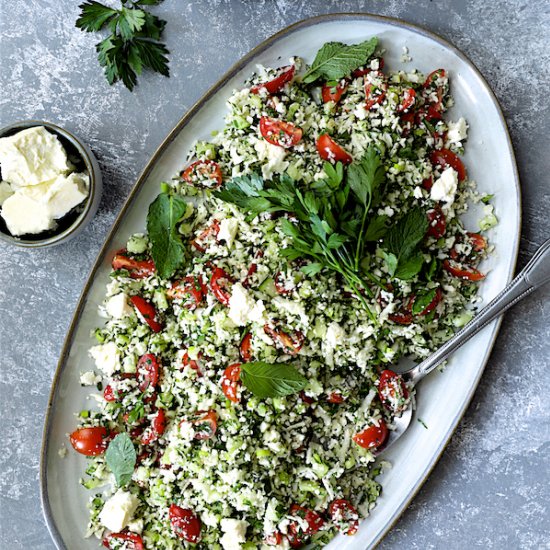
[67, 36, 496, 549]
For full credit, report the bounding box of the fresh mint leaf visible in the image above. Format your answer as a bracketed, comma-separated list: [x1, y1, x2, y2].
[76, 1, 118, 32]
[302, 37, 378, 84]
[365, 215, 388, 241]
[105, 433, 136, 487]
[147, 193, 187, 279]
[240, 362, 308, 399]
[383, 208, 428, 279]
[411, 288, 438, 315]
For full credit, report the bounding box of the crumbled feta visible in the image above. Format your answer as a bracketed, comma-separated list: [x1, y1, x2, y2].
[228, 283, 265, 326]
[220, 518, 248, 550]
[413, 186, 423, 199]
[446, 117, 468, 144]
[272, 296, 309, 325]
[254, 139, 289, 180]
[324, 322, 345, 353]
[430, 167, 458, 204]
[105, 293, 133, 319]
[99, 490, 139, 533]
[127, 518, 144, 534]
[89, 342, 120, 376]
[217, 217, 240, 248]
[79, 370, 101, 386]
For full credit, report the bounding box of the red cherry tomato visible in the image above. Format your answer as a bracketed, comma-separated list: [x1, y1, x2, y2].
[264, 324, 304, 355]
[69, 427, 110, 456]
[103, 532, 144, 550]
[190, 410, 218, 440]
[426, 205, 447, 238]
[430, 148, 467, 182]
[288, 504, 325, 548]
[352, 57, 384, 77]
[167, 275, 207, 309]
[191, 219, 220, 253]
[316, 134, 353, 164]
[111, 250, 156, 279]
[259, 116, 302, 148]
[423, 68, 446, 89]
[388, 311, 414, 325]
[239, 332, 253, 362]
[169, 504, 201, 543]
[130, 295, 163, 333]
[423, 69, 447, 120]
[141, 408, 167, 445]
[378, 370, 409, 414]
[103, 385, 116, 402]
[221, 363, 242, 403]
[299, 390, 315, 405]
[364, 72, 387, 110]
[467, 232, 487, 252]
[182, 351, 203, 377]
[274, 271, 295, 295]
[322, 80, 348, 104]
[397, 87, 416, 112]
[414, 287, 442, 316]
[443, 259, 485, 281]
[329, 499, 359, 536]
[251, 65, 295, 95]
[210, 267, 233, 306]
[422, 176, 433, 190]
[327, 392, 345, 404]
[264, 531, 284, 545]
[136, 353, 160, 392]
[353, 420, 388, 450]
[181, 160, 222, 189]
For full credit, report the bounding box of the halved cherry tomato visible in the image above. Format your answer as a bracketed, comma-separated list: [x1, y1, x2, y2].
[414, 287, 442, 316]
[136, 353, 160, 392]
[467, 232, 487, 252]
[210, 267, 233, 306]
[322, 80, 348, 104]
[103, 385, 116, 402]
[251, 65, 295, 94]
[239, 332, 252, 362]
[365, 72, 388, 110]
[422, 69, 447, 120]
[141, 408, 167, 445]
[426, 205, 446, 238]
[430, 148, 466, 181]
[264, 532, 283, 545]
[169, 504, 201, 543]
[69, 427, 110, 456]
[264, 324, 304, 355]
[112, 250, 156, 279]
[378, 370, 409, 414]
[327, 392, 345, 404]
[260, 116, 302, 148]
[352, 57, 384, 77]
[274, 271, 294, 295]
[167, 275, 206, 309]
[299, 390, 315, 405]
[181, 160, 222, 189]
[190, 410, 218, 440]
[353, 420, 388, 450]
[288, 504, 325, 548]
[221, 363, 242, 403]
[182, 351, 203, 377]
[329, 499, 359, 536]
[191, 219, 220, 252]
[397, 87, 416, 112]
[316, 134, 353, 164]
[103, 532, 144, 550]
[388, 311, 414, 325]
[443, 259, 485, 281]
[130, 295, 163, 333]
[423, 68, 446, 89]
[422, 176, 433, 190]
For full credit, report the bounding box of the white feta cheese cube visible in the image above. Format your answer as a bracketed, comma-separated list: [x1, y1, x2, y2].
[99, 490, 139, 533]
[228, 283, 265, 326]
[79, 370, 101, 386]
[1, 192, 55, 235]
[446, 117, 468, 144]
[217, 217, 240, 248]
[89, 342, 120, 376]
[105, 293, 133, 319]
[220, 518, 248, 550]
[430, 167, 458, 204]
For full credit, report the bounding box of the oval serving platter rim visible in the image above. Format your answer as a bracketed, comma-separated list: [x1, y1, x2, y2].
[39, 12, 521, 550]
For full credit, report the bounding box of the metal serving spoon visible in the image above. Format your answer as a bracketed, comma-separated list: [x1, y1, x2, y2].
[377, 238, 550, 456]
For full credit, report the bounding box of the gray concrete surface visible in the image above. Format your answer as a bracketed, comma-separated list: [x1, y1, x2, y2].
[1, 1, 549, 548]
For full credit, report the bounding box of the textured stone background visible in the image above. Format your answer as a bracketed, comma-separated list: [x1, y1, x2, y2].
[1, 0, 549, 548]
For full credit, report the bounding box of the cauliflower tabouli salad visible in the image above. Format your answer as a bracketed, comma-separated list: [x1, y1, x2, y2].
[68, 37, 497, 549]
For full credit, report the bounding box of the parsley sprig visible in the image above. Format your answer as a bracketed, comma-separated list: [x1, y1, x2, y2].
[215, 147, 389, 319]
[76, 0, 169, 91]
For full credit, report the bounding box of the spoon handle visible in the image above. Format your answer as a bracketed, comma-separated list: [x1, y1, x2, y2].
[406, 238, 550, 385]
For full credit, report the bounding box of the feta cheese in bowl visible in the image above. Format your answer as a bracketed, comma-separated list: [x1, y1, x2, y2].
[0, 121, 102, 247]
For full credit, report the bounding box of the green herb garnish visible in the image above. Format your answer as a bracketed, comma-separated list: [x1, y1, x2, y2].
[76, 0, 169, 91]
[105, 433, 136, 487]
[240, 362, 308, 399]
[302, 37, 378, 84]
[146, 192, 188, 279]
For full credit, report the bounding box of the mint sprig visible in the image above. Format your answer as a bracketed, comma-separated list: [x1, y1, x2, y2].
[105, 433, 136, 487]
[240, 362, 308, 399]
